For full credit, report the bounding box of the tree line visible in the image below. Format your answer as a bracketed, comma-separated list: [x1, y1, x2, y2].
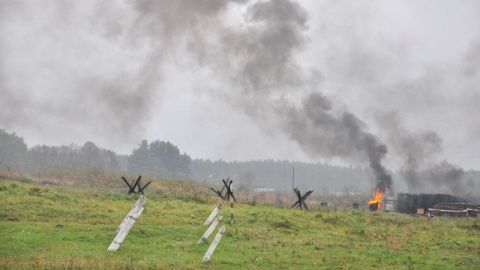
[2, 129, 478, 197]
[0, 129, 191, 180]
[0, 129, 375, 191]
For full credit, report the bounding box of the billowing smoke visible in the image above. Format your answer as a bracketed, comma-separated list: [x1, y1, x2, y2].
[425, 161, 465, 195]
[198, 0, 392, 190]
[5, 0, 480, 197]
[378, 112, 480, 197]
[283, 94, 392, 191]
[0, 0, 394, 189]
[378, 112, 442, 191]
[0, 0, 248, 146]
[0, 1, 156, 143]
[219, 0, 307, 95]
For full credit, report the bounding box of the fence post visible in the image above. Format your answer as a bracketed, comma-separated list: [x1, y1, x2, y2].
[107, 196, 146, 251]
[202, 226, 226, 262]
[198, 215, 223, 244]
[204, 204, 221, 226]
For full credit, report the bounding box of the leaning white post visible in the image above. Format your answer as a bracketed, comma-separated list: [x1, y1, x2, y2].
[107, 195, 146, 251]
[116, 196, 145, 232]
[202, 225, 226, 262]
[204, 204, 221, 226]
[198, 215, 223, 244]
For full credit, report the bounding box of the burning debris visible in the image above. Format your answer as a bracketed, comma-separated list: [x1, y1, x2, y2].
[368, 189, 384, 211]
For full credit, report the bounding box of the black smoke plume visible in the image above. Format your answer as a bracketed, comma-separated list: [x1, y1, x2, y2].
[0, 0, 396, 190]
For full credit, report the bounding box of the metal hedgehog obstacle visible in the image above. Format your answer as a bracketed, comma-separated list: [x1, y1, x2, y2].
[121, 175, 152, 195]
[210, 178, 236, 202]
[291, 187, 313, 210]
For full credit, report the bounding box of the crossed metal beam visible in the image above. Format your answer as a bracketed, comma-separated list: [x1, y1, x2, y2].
[121, 175, 151, 195]
[210, 178, 236, 202]
[292, 187, 313, 210]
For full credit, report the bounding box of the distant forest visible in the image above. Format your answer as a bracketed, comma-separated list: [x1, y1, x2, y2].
[1, 129, 479, 195]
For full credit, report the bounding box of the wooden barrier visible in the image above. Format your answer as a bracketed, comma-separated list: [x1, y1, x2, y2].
[198, 215, 223, 244]
[204, 204, 221, 226]
[201, 180, 235, 262]
[107, 196, 146, 251]
[202, 226, 226, 262]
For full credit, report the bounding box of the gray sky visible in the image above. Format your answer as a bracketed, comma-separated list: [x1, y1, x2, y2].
[1, 0, 480, 170]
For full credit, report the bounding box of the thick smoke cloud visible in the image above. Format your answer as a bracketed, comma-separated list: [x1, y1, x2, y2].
[423, 161, 465, 195]
[377, 113, 442, 190]
[220, 0, 307, 94]
[0, 1, 154, 143]
[1, 0, 479, 196]
[297, 2, 480, 196]
[210, 0, 392, 191]
[0, 0, 396, 192]
[0, 0, 246, 146]
[381, 113, 479, 197]
[283, 94, 392, 191]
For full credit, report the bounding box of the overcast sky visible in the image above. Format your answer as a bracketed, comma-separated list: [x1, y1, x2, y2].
[1, 0, 480, 170]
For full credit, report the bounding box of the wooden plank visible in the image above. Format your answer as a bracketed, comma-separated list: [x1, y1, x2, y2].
[198, 215, 223, 244]
[108, 196, 146, 251]
[202, 226, 226, 262]
[117, 196, 146, 232]
[108, 207, 144, 251]
[204, 205, 221, 226]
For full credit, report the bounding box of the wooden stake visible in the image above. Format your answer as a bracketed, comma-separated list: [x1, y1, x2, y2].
[198, 215, 223, 244]
[116, 196, 145, 232]
[204, 204, 221, 226]
[202, 226, 226, 262]
[107, 196, 146, 251]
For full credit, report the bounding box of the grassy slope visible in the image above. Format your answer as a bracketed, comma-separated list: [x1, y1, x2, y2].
[0, 180, 479, 270]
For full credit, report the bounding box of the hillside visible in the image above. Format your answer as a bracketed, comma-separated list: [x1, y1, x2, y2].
[0, 179, 479, 269]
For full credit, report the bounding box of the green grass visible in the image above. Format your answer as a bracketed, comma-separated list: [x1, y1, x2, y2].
[0, 180, 479, 269]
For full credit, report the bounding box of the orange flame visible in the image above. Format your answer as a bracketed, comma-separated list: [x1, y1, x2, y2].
[368, 189, 384, 210]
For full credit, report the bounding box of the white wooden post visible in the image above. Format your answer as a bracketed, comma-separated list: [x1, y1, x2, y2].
[204, 204, 221, 226]
[202, 225, 226, 262]
[116, 196, 146, 232]
[107, 196, 146, 251]
[198, 215, 223, 244]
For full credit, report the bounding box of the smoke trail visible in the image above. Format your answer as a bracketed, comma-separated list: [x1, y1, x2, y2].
[378, 112, 480, 197]
[210, 0, 392, 190]
[0, 0, 395, 189]
[123, 0, 394, 189]
[377, 112, 442, 191]
[0, 0, 247, 144]
[282, 93, 392, 191]
[426, 161, 465, 195]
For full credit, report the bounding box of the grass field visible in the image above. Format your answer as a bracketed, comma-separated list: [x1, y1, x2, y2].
[0, 179, 479, 269]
